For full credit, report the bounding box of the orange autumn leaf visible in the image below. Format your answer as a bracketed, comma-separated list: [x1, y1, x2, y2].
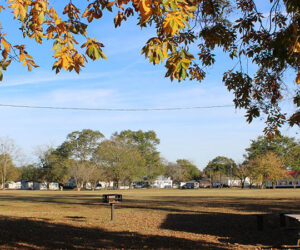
[1, 38, 11, 52]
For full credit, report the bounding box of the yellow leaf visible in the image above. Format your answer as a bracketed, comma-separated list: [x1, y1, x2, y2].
[26, 54, 33, 59]
[1, 38, 11, 52]
[55, 18, 61, 25]
[294, 42, 300, 53]
[163, 12, 185, 36]
[19, 53, 25, 61]
[296, 71, 300, 84]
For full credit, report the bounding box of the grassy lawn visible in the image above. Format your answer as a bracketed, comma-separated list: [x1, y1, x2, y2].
[0, 189, 299, 249]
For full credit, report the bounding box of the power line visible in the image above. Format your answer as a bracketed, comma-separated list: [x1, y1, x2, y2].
[0, 103, 235, 112]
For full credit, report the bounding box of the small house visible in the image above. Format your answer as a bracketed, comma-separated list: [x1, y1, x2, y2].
[153, 176, 172, 188]
[48, 182, 59, 190]
[5, 181, 16, 189]
[15, 181, 22, 189]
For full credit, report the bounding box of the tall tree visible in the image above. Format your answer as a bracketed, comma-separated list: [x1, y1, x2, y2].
[19, 164, 40, 181]
[38, 147, 71, 184]
[176, 159, 201, 181]
[234, 163, 249, 189]
[113, 130, 164, 182]
[245, 136, 300, 165]
[248, 151, 287, 188]
[0, 137, 19, 189]
[93, 138, 146, 188]
[0, 1, 299, 135]
[204, 156, 236, 187]
[164, 162, 184, 184]
[86, 162, 107, 190]
[58, 129, 104, 161]
[0, 154, 17, 186]
[57, 129, 105, 190]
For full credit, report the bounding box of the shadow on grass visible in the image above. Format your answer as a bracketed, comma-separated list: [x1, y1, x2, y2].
[0, 215, 223, 249]
[161, 213, 299, 247]
[122, 196, 300, 214]
[64, 216, 87, 221]
[0, 194, 103, 207]
[1, 193, 300, 215]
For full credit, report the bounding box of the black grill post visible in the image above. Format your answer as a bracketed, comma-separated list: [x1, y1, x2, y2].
[102, 194, 122, 221]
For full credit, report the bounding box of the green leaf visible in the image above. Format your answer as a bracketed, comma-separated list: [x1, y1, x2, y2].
[93, 46, 101, 60]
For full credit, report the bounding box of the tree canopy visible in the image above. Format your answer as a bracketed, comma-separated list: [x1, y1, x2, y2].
[0, 0, 299, 136]
[204, 156, 236, 186]
[93, 138, 146, 187]
[246, 151, 287, 188]
[113, 130, 163, 181]
[245, 135, 300, 169]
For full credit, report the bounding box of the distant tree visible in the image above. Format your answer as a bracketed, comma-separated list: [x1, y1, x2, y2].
[93, 138, 146, 188]
[0, 154, 18, 186]
[234, 163, 249, 189]
[248, 151, 287, 188]
[68, 161, 91, 191]
[164, 162, 184, 184]
[285, 144, 300, 171]
[243, 162, 260, 189]
[0, 137, 19, 189]
[245, 136, 299, 164]
[58, 129, 104, 161]
[58, 129, 105, 190]
[285, 144, 300, 187]
[19, 164, 40, 181]
[176, 159, 200, 181]
[87, 162, 107, 190]
[6, 164, 20, 183]
[204, 156, 236, 187]
[38, 148, 71, 184]
[113, 130, 164, 182]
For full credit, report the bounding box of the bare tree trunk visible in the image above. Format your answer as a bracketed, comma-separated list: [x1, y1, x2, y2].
[2, 158, 8, 190]
[77, 182, 81, 191]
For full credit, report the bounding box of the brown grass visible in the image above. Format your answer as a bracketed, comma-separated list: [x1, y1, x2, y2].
[0, 188, 299, 249]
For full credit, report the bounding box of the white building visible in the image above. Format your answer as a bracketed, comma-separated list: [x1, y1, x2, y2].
[48, 182, 59, 190]
[222, 177, 251, 187]
[5, 181, 17, 189]
[153, 176, 172, 188]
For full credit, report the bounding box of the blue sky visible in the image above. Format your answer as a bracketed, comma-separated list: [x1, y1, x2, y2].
[0, 1, 298, 168]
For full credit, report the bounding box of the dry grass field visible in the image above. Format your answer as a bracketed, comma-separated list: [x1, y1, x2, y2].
[0, 189, 299, 249]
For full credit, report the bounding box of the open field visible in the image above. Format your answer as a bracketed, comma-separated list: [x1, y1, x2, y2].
[0, 189, 299, 249]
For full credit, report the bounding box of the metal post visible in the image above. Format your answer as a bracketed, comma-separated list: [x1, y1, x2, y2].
[111, 203, 115, 221]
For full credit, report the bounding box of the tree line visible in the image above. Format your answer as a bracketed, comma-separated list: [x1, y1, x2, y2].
[0, 129, 201, 190]
[203, 136, 300, 188]
[0, 130, 299, 190]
